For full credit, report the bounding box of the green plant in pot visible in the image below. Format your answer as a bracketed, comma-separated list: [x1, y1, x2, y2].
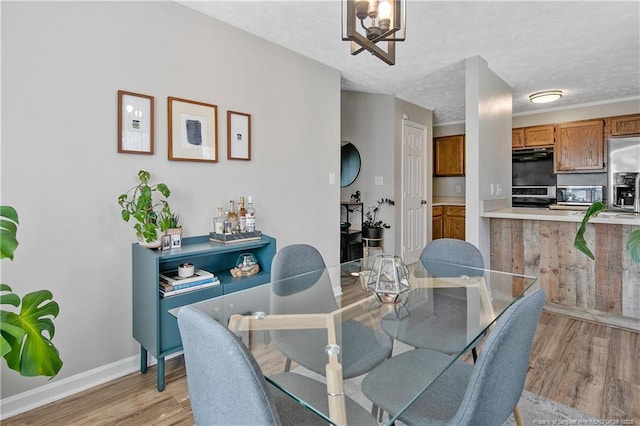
[117, 170, 173, 247]
[0, 205, 63, 378]
[574, 201, 640, 266]
[362, 198, 395, 246]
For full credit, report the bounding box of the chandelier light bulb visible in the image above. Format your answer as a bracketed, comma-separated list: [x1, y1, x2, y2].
[378, 1, 392, 19]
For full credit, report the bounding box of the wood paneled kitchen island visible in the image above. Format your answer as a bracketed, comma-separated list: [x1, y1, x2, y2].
[483, 207, 640, 331]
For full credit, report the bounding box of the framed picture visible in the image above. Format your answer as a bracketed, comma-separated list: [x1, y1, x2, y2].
[227, 111, 251, 160]
[168, 97, 218, 162]
[118, 90, 154, 154]
[161, 235, 171, 251]
[170, 233, 182, 248]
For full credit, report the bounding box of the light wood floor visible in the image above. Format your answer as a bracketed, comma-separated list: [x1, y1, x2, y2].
[4, 279, 639, 425]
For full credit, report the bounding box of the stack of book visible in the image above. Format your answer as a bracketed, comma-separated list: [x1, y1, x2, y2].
[159, 268, 219, 297]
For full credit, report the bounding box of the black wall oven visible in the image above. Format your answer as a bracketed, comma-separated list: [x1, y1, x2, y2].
[512, 148, 557, 208]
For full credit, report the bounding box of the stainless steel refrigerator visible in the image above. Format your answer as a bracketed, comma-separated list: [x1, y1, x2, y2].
[608, 136, 640, 211]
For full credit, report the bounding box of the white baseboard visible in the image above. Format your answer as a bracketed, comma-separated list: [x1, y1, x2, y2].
[1, 352, 171, 420]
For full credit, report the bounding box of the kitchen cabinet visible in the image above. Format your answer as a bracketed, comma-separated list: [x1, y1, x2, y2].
[432, 206, 444, 240]
[132, 234, 276, 391]
[512, 125, 555, 149]
[434, 135, 465, 176]
[511, 128, 525, 148]
[607, 114, 640, 137]
[444, 206, 465, 240]
[432, 205, 464, 240]
[555, 119, 605, 172]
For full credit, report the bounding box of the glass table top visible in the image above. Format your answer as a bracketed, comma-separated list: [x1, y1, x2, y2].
[173, 258, 538, 425]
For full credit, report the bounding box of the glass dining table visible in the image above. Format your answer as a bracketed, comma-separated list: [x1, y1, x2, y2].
[172, 258, 538, 426]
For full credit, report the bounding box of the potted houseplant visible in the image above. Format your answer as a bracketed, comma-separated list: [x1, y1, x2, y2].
[117, 170, 174, 248]
[0, 205, 63, 378]
[162, 212, 182, 236]
[574, 201, 640, 266]
[362, 198, 395, 246]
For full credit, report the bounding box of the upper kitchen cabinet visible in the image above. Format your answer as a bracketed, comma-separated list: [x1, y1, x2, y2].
[434, 134, 465, 176]
[607, 114, 640, 137]
[555, 119, 605, 172]
[512, 125, 555, 149]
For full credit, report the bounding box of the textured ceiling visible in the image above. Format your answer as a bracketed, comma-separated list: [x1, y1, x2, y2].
[177, 1, 640, 125]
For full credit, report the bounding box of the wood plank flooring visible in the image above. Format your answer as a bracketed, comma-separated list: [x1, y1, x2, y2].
[4, 279, 639, 425]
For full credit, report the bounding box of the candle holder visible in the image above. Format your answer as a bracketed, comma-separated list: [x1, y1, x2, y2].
[366, 254, 410, 303]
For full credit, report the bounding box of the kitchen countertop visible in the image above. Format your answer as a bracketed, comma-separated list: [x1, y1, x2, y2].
[433, 197, 465, 207]
[482, 207, 640, 226]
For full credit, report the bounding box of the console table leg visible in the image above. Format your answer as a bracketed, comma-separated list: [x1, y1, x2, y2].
[157, 357, 165, 392]
[140, 346, 148, 373]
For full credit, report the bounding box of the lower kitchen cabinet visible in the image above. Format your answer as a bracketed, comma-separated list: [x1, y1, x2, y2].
[432, 206, 444, 240]
[432, 205, 465, 240]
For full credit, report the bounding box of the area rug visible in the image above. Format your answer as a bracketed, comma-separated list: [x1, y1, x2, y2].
[292, 351, 597, 425]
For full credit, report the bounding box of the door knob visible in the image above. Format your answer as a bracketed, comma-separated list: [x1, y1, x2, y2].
[421, 200, 427, 205]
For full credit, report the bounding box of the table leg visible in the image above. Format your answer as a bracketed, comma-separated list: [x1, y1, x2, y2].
[514, 405, 524, 426]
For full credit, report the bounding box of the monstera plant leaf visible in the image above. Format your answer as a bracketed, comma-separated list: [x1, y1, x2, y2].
[1, 205, 63, 378]
[0, 284, 24, 358]
[0, 205, 19, 260]
[0, 286, 62, 377]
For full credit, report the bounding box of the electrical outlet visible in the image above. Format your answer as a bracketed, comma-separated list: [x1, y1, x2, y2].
[375, 176, 383, 186]
[496, 183, 503, 195]
[490, 184, 495, 195]
[329, 173, 335, 185]
[455, 185, 462, 193]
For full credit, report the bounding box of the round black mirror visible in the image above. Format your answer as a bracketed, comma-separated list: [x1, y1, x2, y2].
[340, 142, 361, 187]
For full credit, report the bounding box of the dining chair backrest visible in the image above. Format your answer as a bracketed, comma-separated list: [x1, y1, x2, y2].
[269, 244, 394, 379]
[270, 244, 337, 312]
[177, 306, 283, 425]
[451, 288, 546, 424]
[420, 238, 485, 278]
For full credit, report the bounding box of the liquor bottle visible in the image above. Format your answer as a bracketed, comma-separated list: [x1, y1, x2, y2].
[223, 211, 232, 234]
[238, 197, 247, 232]
[227, 200, 238, 231]
[213, 207, 224, 234]
[245, 196, 256, 232]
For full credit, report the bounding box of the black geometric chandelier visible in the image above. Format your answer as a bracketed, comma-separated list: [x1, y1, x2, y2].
[342, 0, 407, 65]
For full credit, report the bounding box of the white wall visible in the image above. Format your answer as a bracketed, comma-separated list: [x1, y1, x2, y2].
[340, 91, 395, 250]
[340, 92, 431, 256]
[1, 1, 340, 402]
[465, 56, 513, 262]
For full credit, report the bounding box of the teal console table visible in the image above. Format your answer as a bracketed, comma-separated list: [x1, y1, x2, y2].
[132, 234, 276, 391]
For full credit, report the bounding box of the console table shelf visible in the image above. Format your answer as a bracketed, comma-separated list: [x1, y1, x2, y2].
[132, 234, 276, 391]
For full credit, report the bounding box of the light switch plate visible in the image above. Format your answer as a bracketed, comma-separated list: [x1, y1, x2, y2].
[375, 176, 383, 186]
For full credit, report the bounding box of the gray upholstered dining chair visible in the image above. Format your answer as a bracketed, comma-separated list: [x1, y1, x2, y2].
[361, 288, 546, 426]
[270, 244, 393, 378]
[380, 238, 485, 359]
[177, 305, 377, 426]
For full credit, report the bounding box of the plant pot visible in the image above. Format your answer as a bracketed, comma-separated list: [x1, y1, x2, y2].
[165, 227, 182, 237]
[138, 237, 162, 249]
[362, 228, 383, 246]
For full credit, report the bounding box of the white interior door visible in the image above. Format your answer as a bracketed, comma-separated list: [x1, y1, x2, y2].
[401, 120, 428, 264]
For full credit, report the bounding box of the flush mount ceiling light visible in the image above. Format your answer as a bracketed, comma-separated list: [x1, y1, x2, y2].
[342, 0, 406, 66]
[529, 90, 564, 104]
